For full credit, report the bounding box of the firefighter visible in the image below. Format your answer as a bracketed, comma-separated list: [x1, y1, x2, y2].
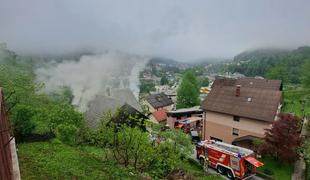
[203, 157, 209, 172]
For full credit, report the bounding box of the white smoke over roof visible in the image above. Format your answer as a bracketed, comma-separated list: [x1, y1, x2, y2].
[36, 51, 149, 111]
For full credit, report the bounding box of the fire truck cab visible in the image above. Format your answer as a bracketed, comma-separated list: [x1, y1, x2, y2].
[196, 140, 263, 179]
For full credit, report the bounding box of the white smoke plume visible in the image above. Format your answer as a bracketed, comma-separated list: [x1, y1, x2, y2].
[35, 51, 149, 111]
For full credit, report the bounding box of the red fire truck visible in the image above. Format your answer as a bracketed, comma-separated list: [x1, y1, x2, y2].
[196, 140, 264, 179]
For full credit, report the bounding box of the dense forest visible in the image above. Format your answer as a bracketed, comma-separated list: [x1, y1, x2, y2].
[226, 46, 310, 85]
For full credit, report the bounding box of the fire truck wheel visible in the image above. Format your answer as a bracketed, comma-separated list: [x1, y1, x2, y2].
[226, 170, 235, 179]
[217, 165, 226, 175]
[199, 157, 204, 166]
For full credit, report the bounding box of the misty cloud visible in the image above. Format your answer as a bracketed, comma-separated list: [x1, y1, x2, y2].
[35, 51, 149, 111]
[0, 0, 310, 60]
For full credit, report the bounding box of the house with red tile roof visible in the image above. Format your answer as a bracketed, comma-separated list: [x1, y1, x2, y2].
[149, 108, 167, 124]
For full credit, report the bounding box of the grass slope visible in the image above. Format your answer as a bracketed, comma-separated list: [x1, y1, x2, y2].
[17, 141, 136, 180]
[283, 86, 310, 117]
[18, 140, 222, 180]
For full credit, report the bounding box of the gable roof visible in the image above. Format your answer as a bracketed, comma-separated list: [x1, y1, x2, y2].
[151, 109, 167, 122]
[110, 89, 142, 112]
[201, 78, 282, 122]
[145, 93, 173, 109]
[85, 89, 142, 128]
[108, 103, 148, 131]
[212, 77, 282, 90]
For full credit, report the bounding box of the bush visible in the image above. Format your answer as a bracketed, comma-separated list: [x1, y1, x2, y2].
[11, 105, 35, 139]
[56, 124, 78, 145]
[48, 103, 83, 133]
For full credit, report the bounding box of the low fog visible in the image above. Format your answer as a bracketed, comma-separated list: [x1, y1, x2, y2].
[36, 51, 148, 111]
[1, 0, 310, 60]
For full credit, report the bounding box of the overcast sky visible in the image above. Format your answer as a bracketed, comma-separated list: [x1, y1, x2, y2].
[0, 0, 310, 60]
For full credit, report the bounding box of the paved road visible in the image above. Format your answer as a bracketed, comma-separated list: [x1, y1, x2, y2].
[206, 167, 264, 180]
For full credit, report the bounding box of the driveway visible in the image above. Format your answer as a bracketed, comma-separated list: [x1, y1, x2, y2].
[206, 167, 264, 180]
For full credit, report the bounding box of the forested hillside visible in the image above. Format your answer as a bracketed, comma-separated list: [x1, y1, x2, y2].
[227, 46, 310, 85]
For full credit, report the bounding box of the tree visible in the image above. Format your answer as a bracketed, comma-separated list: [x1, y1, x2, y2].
[301, 60, 310, 87]
[263, 113, 301, 162]
[182, 71, 199, 89]
[159, 129, 193, 155]
[176, 71, 199, 109]
[199, 77, 209, 87]
[48, 103, 83, 133]
[11, 105, 35, 139]
[88, 111, 194, 178]
[265, 64, 289, 83]
[160, 76, 169, 85]
[112, 126, 152, 170]
[55, 124, 78, 145]
[148, 129, 193, 177]
[90, 122, 153, 171]
[139, 80, 155, 94]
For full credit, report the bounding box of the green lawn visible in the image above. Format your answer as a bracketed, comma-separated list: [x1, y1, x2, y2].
[257, 156, 293, 180]
[17, 141, 137, 180]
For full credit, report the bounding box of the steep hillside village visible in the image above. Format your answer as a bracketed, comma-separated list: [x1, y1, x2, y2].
[1, 1, 310, 179]
[135, 48, 310, 179]
[0, 45, 309, 180]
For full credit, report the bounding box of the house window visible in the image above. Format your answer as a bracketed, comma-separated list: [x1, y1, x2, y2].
[210, 136, 222, 142]
[232, 128, 239, 136]
[233, 116, 240, 122]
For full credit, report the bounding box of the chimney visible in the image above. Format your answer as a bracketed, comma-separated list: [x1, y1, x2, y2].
[236, 85, 241, 97]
